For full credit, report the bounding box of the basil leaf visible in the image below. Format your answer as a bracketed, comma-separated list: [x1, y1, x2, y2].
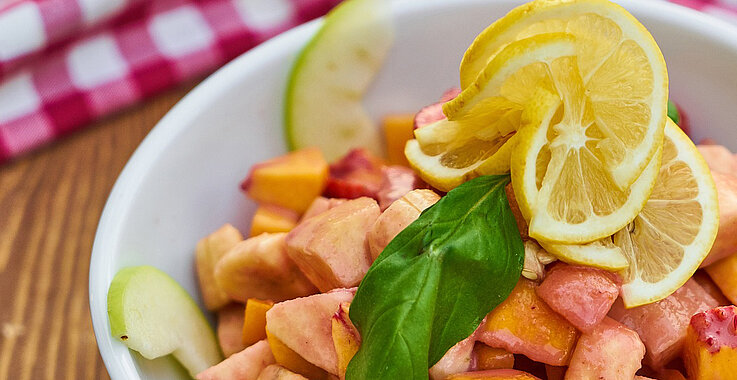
[668, 99, 680, 125]
[346, 175, 524, 380]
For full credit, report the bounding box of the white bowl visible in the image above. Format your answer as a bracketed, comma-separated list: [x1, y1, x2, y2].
[89, 0, 737, 378]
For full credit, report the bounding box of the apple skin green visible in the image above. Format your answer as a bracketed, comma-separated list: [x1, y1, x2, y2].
[284, 0, 394, 162]
[107, 265, 223, 377]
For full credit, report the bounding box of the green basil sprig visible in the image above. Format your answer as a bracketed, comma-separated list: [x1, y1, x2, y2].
[346, 175, 524, 380]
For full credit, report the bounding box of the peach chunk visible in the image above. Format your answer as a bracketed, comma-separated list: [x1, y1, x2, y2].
[446, 369, 541, 380]
[697, 145, 737, 176]
[366, 189, 440, 260]
[218, 303, 247, 357]
[692, 270, 730, 305]
[196, 224, 244, 310]
[196, 340, 275, 380]
[375, 166, 426, 211]
[256, 365, 308, 380]
[537, 264, 620, 332]
[608, 279, 719, 369]
[331, 302, 360, 380]
[382, 113, 415, 166]
[475, 343, 514, 370]
[683, 306, 737, 380]
[429, 333, 477, 380]
[266, 289, 355, 375]
[477, 279, 579, 366]
[241, 148, 328, 213]
[266, 329, 328, 380]
[564, 317, 645, 380]
[324, 148, 384, 200]
[700, 172, 737, 267]
[285, 198, 380, 291]
[544, 365, 565, 380]
[242, 299, 274, 347]
[505, 184, 529, 240]
[705, 254, 737, 304]
[250, 205, 300, 237]
[301, 197, 347, 221]
[214, 233, 317, 303]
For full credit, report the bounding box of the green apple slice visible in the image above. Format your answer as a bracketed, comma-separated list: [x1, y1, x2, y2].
[285, 0, 394, 162]
[107, 266, 223, 377]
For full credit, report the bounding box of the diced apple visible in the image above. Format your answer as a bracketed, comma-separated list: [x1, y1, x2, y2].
[196, 340, 275, 380]
[382, 114, 415, 166]
[214, 233, 317, 303]
[544, 365, 565, 380]
[429, 333, 477, 380]
[475, 343, 514, 370]
[266, 329, 329, 380]
[324, 148, 385, 199]
[250, 205, 300, 237]
[196, 224, 244, 311]
[564, 317, 645, 380]
[705, 254, 737, 304]
[366, 189, 440, 260]
[266, 289, 355, 375]
[375, 166, 426, 210]
[301, 197, 347, 221]
[413, 88, 461, 130]
[243, 299, 274, 347]
[477, 279, 579, 366]
[537, 263, 620, 332]
[697, 145, 737, 176]
[608, 279, 719, 368]
[331, 302, 360, 380]
[505, 184, 528, 240]
[285, 198, 380, 291]
[692, 270, 730, 305]
[218, 303, 247, 357]
[700, 172, 737, 267]
[241, 148, 328, 213]
[683, 306, 737, 379]
[256, 365, 308, 380]
[445, 369, 541, 380]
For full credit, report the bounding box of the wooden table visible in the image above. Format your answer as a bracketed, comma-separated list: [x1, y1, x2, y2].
[0, 83, 197, 380]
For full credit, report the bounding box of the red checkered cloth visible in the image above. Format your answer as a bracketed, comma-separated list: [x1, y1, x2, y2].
[0, 0, 734, 163]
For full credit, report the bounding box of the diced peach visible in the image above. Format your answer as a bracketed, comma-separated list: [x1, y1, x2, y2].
[366, 189, 440, 260]
[324, 149, 384, 199]
[634, 377, 655, 380]
[692, 270, 730, 305]
[477, 279, 579, 366]
[382, 114, 415, 166]
[266, 329, 328, 380]
[700, 172, 737, 267]
[196, 224, 244, 310]
[218, 303, 247, 357]
[242, 299, 274, 347]
[608, 279, 719, 368]
[656, 369, 688, 380]
[537, 263, 620, 332]
[544, 365, 565, 380]
[256, 365, 308, 380]
[301, 197, 347, 221]
[250, 205, 300, 237]
[683, 306, 737, 379]
[241, 148, 328, 213]
[413, 88, 461, 130]
[375, 166, 427, 210]
[697, 145, 737, 176]
[214, 233, 317, 302]
[266, 289, 355, 375]
[474, 343, 514, 371]
[331, 302, 360, 380]
[505, 184, 528, 240]
[285, 198, 380, 291]
[705, 254, 737, 304]
[429, 333, 477, 380]
[564, 317, 645, 380]
[445, 369, 541, 380]
[196, 340, 275, 380]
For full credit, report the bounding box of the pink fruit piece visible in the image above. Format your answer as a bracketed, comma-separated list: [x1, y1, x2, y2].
[324, 149, 385, 200]
[564, 317, 645, 380]
[196, 340, 275, 380]
[265, 288, 355, 375]
[700, 172, 737, 267]
[691, 270, 730, 306]
[300, 197, 347, 221]
[697, 145, 737, 176]
[608, 279, 719, 369]
[413, 88, 461, 130]
[537, 263, 620, 332]
[429, 333, 478, 380]
[375, 165, 427, 211]
[218, 303, 246, 357]
[256, 365, 308, 380]
[683, 305, 737, 379]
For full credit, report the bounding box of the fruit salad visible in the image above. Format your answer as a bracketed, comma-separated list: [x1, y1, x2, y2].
[106, 0, 737, 379]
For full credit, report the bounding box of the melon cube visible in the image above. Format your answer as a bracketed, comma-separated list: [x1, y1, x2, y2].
[196, 224, 244, 310]
[382, 114, 415, 166]
[564, 317, 645, 380]
[683, 305, 737, 380]
[242, 299, 274, 347]
[218, 303, 247, 357]
[196, 340, 275, 380]
[537, 264, 620, 332]
[301, 197, 347, 221]
[375, 166, 426, 210]
[250, 205, 300, 237]
[705, 254, 737, 304]
[697, 145, 737, 176]
[474, 344, 514, 371]
[477, 279, 579, 366]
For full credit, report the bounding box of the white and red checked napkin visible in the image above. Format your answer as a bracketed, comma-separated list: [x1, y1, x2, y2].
[0, 0, 734, 163]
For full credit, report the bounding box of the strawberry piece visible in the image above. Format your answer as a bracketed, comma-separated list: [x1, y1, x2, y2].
[324, 149, 385, 199]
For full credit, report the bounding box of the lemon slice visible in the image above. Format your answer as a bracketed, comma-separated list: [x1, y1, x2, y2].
[450, 0, 668, 190]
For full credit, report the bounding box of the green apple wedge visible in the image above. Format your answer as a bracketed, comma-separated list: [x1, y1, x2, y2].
[285, 0, 394, 162]
[107, 265, 222, 377]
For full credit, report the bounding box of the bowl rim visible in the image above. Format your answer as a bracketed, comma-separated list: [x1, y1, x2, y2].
[89, 0, 737, 378]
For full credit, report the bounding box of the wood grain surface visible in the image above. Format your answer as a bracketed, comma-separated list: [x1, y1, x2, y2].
[0, 83, 196, 380]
